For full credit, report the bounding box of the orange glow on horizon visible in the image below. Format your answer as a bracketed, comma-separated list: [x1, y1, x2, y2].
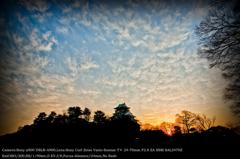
[140, 122, 174, 136]
[1, 103, 236, 136]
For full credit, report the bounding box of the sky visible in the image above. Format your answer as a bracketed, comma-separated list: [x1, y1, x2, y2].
[0, 0, 237, 135]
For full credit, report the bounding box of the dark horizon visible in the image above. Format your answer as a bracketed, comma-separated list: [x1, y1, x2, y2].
[1, 103, 239, 157]
[0, 103, 227, 136]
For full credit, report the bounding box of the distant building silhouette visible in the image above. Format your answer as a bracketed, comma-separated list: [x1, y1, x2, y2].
[112, 103, 135, 121]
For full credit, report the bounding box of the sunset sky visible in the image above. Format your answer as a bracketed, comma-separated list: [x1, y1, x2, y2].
[0, 0, 237, 135]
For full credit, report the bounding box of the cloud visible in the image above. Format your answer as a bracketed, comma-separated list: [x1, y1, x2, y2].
[79, 55, 99, 71]
[65, 57, 79, 76]
[64, 54, 99, 78]
[81, 90, 101, 96]
[21, 0, 49, 13]
[56, 26, 69, 34]
[74, 3, 193, 56]
[42, 31, 51, 40]
[29, 29, 57, 52]
[65, 55, 99, 75]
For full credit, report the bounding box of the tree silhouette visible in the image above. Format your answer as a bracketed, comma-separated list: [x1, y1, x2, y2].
[196, 0, 240, 117]
[93, 110, 107, 124]
[173, 126, 182, 136]
[54, 113, 68, 126]
[175, 110, 197, 133]
[46, 111, 57, 124]
[175, 110, 217, 133]
[33, 112, 47, 125]
[0, 105, 239, 153]
[195, 114, 216, 131]
[67, 106, 82, 119]
[83, 108, 91, 121]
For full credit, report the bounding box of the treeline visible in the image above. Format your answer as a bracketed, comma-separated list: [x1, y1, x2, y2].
[1, 103, 140, 145]
[0, 103, 239, 148]
[143, 110, 217, 135]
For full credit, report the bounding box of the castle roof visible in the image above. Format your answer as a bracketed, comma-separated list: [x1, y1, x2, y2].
[114, 103, 129, 110]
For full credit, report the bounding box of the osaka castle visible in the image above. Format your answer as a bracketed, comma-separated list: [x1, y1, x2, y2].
[112, 103, 135, 121]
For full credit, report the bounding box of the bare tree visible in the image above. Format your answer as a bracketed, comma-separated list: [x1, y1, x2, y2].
[195, 114, 216, 131]
[196, 0, 240, 118]
[175, 110, 197, 133]
[175, 110, 216, 133]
